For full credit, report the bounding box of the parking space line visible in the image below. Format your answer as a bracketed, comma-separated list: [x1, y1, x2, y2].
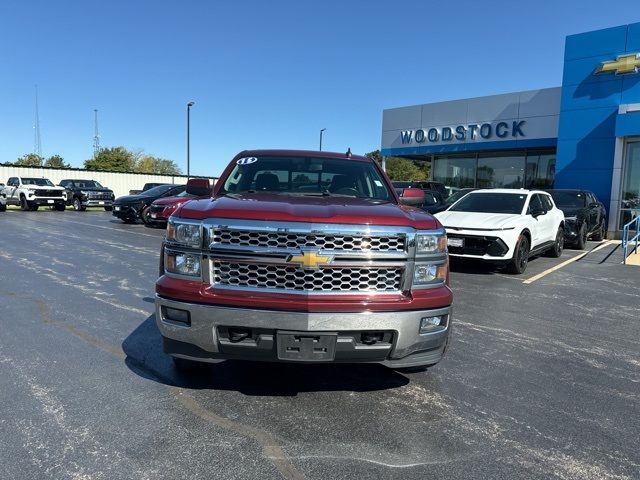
[523, 241, 617, 284]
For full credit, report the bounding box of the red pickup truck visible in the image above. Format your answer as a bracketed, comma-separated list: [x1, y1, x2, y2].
[155, 150, 452, 371]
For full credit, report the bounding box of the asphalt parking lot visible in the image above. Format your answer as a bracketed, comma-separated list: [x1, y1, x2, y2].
[0, 209, 638, 480]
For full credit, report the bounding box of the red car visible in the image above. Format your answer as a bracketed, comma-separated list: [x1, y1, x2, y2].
[148, 178, 211, 226]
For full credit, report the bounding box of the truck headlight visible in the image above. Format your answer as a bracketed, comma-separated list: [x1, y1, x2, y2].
[415, 232, 447, 254]
[166, 219, 202, 247]
[27, 189, 36, 195]
[413, 262, 447, 286]
[165, 251, 201, 277]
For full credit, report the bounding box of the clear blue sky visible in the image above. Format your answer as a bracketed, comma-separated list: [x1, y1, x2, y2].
[0, 1, 638, 176]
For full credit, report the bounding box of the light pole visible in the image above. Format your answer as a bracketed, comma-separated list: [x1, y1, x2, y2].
[187, 101, 195, 178]
[319, 128, 326, 151]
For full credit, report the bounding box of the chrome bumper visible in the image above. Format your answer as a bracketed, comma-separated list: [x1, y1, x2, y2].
[155, 295, 452, 368]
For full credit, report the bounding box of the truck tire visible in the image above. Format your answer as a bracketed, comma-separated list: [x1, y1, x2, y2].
[592, 220, 605, 241]
[30, 204, 39, 211]
[20, 195, 29, 211]
[506, 234, 529, 274]
[0, 203, 6, 212]
[575, 224, 587, 250]
[73, 197, 86, 211]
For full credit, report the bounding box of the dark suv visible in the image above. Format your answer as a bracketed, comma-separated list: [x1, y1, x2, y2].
[547, 189, 607, 249]
[113, 184, 186, 224]
[59, 179, 115, 211]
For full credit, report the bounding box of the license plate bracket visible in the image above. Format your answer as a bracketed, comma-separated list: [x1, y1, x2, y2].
[276, 331, 337, 362]
[448, 237, 464, 248]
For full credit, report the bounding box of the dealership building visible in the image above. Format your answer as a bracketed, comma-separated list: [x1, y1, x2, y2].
[381, 22, 640, 236]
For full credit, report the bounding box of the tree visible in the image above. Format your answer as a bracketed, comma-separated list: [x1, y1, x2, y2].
[13, 153, 44, 167]
[136, 155, 182, 175]
[84, 147, 136, 172]
[44, 155, 70, 169]
[365, 149, 429, 181]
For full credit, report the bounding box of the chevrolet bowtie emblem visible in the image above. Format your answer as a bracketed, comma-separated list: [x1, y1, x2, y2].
[595, 53, 640, 75]
[288, 251, 332, 269]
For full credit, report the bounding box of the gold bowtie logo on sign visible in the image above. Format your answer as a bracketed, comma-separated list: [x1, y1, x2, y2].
[595, 53, 640, 75]
[288, 251, 332, 269]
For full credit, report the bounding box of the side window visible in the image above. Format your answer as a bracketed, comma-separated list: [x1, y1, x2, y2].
[541, 194, 554, 211]
[60, 180, 69, 188]
[527, 194, 544, 214]
[7, 177, 16, 186]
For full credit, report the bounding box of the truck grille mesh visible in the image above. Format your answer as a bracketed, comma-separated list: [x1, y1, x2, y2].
[37, 189, 63, 197]
[211, 229, 405, 252]
[212, 261, 403, 292]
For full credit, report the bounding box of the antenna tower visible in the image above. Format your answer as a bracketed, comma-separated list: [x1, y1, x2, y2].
[34, 85, 42, 157]
[93, 109, 100, 157]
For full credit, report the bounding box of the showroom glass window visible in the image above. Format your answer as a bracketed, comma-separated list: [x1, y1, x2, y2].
[620, 141, 640, 228]
[432, 156, 476, 190]
[526, 152, 556, 189]
[477, 153, 525, 189]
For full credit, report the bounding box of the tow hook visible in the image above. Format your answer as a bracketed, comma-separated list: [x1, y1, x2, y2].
[229, 329, 251, 342]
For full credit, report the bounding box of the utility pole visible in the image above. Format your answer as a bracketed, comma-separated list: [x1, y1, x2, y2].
[187, 101, 194, 178]
[34, 85, 42, 157]
[93, 109, 100, 158]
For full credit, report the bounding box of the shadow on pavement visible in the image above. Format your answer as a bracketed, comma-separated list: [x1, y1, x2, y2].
[122, 315, 410, 396]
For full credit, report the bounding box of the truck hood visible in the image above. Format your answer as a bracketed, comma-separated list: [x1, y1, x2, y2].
[27, 185, 65, 190]
[177, 193, 440, 229]
[435, 210, 521, 230]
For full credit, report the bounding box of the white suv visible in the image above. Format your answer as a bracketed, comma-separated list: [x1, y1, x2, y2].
[2, 176, 67, 211]
[435, 189, 565, 274]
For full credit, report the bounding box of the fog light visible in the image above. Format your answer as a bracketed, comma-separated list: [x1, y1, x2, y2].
[162, 306, 191, 326]
[419, 315, 447, 334]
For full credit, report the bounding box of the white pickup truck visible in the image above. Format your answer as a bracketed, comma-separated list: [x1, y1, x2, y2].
[2, 176, 67, 211]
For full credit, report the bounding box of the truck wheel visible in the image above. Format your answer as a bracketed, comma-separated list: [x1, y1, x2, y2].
[73, 198, 86, 211]
[575, 224, 587, 250]
[546, 227, 564, 258]
[592, 220, 605, 241]
[0, 203, 6, 212]
[30, 204, 39, 211]
[172, 357, 208, 372]
[506, 234, 529, 274]
[104, 206, 113, 211]
[20, 196, 29, 211]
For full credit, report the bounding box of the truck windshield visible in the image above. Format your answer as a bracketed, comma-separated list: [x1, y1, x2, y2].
[549, 191, 586, 209]
[75, 180, 104, 189]
[220, 156, 393, 201]
[449, 192, 527, 214]
[22, 178, 54, 187]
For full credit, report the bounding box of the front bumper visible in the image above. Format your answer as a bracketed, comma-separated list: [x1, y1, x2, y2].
[83, 199, 114, 207]
[28, 196, 66, 206]
[112, 204, 139, 219]
[155, 295, 451, 368]
[445, 228, 518, 261]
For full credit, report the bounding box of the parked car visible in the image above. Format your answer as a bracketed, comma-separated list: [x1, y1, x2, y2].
[148, 178, 212, 227]
[546, 189, 606, 249]
[112, 184, 186, 224]
[155, 149, 452, 372]
[2, 176, 66, 211]
[428, 188, 477, 214]
[392, 181, 449, 198]
[59, 179, 116, 212]
[129, 182, 169, 196]
[435, 189, 565, 274]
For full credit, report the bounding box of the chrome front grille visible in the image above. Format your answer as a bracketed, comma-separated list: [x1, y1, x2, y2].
[212, 260, 403, 292]
[211, 228, 405, 252]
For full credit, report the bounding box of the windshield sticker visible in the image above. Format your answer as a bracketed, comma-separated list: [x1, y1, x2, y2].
[237, 157, 258, 165]
[374, 180, 383, 187]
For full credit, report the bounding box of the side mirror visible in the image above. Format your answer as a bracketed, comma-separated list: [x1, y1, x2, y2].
[399, 187, 425, 205]
[531, 207, 546, 218]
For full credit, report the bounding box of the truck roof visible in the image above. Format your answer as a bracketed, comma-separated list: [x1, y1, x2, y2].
[234, 149, 371, 163]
